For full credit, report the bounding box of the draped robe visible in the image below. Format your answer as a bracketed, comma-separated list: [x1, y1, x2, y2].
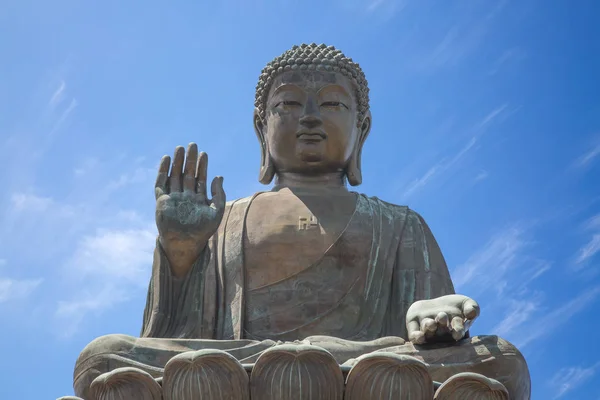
[73, 193, 531, 399]
[140, 193, 455, 342]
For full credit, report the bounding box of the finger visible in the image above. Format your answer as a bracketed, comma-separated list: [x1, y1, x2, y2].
[409, 330, 425, 344]
[420, 318, 437, 333]
[155, 155, 170, 199]
[210, 176, 226, 211]
[170, 146, 185, 192]
[183, 143, 198, 192]
[196, 152, 208, 198]
[434, 312, 451, 337]
[451, 316, 465, 341]
[463, 298, 480, 320]
[407, 320, 425, 344]
[435, 312, 449, 327]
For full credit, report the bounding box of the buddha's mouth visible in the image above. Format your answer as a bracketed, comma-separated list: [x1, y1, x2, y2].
[296, 131, 326, 142]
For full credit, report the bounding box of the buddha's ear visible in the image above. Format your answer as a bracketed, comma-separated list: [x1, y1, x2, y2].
[254, 108, 275, 185]
[347, 111, 371, 187]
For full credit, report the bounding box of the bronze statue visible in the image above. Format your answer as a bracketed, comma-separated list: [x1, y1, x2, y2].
[70, 44, 531, 400]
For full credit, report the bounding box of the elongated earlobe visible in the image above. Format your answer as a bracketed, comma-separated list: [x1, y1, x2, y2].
[347, 112, 371, 186]
[254, 109, 275, 184]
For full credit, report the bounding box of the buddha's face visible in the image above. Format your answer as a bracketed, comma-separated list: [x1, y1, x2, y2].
[260, 71, 364, 176]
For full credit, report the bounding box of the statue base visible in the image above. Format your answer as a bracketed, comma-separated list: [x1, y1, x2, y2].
[58, 344, 509, 400]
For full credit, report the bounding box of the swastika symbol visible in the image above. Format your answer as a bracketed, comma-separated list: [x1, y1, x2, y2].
[298, 215, 318, 230]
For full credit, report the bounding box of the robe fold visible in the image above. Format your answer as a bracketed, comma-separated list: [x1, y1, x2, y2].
[140, 193, 455, 342]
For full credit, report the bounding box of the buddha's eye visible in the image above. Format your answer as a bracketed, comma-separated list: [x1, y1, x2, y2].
[320, 101, 348, 109]
[276, 100, 302, 107]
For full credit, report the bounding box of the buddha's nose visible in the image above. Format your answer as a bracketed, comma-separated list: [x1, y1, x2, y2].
[299, 99, 323, 129]
[299, 114, 323, 129]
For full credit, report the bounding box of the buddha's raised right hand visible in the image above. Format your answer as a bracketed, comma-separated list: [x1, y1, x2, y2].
[155, 143, 226, 277]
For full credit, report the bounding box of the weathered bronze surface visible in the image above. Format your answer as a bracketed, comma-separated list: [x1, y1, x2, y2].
[69, 44, 531, 400]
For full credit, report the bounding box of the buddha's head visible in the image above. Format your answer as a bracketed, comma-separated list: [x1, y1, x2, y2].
[253, 43, 371, 186]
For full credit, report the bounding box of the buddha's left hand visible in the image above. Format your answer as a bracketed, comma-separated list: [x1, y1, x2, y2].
[405, 294, 480, 344]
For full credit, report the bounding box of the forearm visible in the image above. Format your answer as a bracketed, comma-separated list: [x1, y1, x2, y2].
[141, 239, 210, 339]
[159, 234, 208, 278]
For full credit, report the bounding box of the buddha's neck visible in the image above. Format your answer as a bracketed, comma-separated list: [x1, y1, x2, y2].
[273, 171, 348, 192]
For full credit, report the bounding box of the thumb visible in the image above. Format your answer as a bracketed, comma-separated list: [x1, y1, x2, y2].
[462, 298, 480, 320]
[210, 176, 226, 211]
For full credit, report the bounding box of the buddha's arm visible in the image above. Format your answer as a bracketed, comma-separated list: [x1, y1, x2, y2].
[400, 209, 455, 299]
[140, 237, 216, 339]
[144, 144, 226, 339]
[397, 210, 487, 344]
[385, 209, 455, 337]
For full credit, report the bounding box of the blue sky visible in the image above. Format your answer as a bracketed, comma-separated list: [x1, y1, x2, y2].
[1, 1, 599, 399]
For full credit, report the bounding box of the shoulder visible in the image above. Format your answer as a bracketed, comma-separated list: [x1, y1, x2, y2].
[215, 195, 258, 234]
[356, 194, 436, 236]
[357, 193, 424, 220]
[225, 195, 254, 208]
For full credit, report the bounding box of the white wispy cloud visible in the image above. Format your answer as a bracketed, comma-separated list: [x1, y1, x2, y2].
[55, 225, 156, 336]
[11, 193, 54, 212]
[0, 70, 158, 338]
[402, 165, 441, 199]
[452, 223, 553, 339]
[4, 186, 156, 336]
[0, 277, 43, 303]
[488, 47, 527, 76]
[401, 104, 509, 199]
[74, 157, 99, 177]
[49, 98, 78, 136]
[573, 234, 600, 266]
[335, 0, 406, 19]
[4, 155, 157, 336]
[424, 25, 472, 69]
[0, 75, 79, 196]
[474, 104, 510, 130]
[366, 0, 407, 13]
[366, 0, 386, 11]
[49, 80, 66, 108]
[415, 1, 508, 71]
[573, 142, 600, 169]
[516, 286, 600, 348]
[55, 284, 130, 338]
[568, 213, 600, 273]
[9, 193, 78, 222]
[527, 260, 551, 282]
[40, 78, 79, 138]
[583, 213, 600, 231]
[452, 224, 527, 294]
[107, 167, 155, 191]
[69, 227, 156, 283]
[473, 169, 489, 183]
[492, 297, 541, 338]
[550, 362, 600, 399]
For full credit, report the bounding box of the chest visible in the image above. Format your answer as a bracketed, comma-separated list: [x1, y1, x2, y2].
[243, 190, 357, 290]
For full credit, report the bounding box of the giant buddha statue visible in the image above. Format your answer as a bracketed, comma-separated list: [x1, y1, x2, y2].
[68, 44, 531, 400]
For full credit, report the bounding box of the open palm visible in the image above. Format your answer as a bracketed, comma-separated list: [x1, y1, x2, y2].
[155, 143, 225, 276]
